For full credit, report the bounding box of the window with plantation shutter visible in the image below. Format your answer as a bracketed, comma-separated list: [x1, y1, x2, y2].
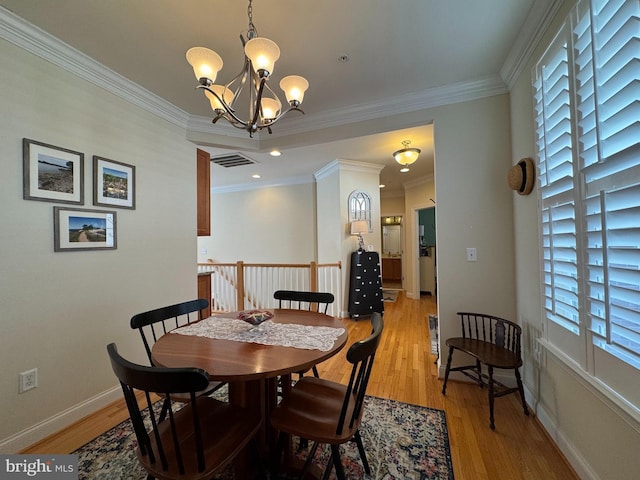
[533, 0, 640, 404]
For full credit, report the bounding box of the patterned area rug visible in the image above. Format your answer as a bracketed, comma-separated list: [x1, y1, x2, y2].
[74, 389, 454, 479]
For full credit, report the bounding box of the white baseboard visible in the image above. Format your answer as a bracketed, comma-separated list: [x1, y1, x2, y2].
[534, 400, 600, 480]
[0, 386, 121, 453]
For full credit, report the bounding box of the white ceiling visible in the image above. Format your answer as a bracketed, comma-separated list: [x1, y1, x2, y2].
[0, 0, 549, 194]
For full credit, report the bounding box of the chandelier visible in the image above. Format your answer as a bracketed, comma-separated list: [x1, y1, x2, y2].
[393, 140, 421, 166]
[186, 0, 309, 137]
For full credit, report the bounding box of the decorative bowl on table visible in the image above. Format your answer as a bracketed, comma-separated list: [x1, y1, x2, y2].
[237, 310, 273, 326]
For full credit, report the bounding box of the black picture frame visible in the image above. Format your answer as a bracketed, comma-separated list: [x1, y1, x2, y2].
[53, 206, 117, 252]
[93, 156, 136, 209]
[23, 138, 84, 204]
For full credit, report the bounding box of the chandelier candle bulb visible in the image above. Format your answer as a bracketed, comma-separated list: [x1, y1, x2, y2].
[205, 86, 234, 111]
[244, 37, 280, 77]
[186, 47, 223, 84]
[280, 75, 309, 105]
[261, 97, 282, 120]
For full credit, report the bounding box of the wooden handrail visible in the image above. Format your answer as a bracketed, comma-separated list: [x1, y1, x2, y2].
[197, 260, 342, 313]
[199, 261, 342, 268]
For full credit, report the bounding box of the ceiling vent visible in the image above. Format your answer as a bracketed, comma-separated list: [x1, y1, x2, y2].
[210, 152, 256, 168]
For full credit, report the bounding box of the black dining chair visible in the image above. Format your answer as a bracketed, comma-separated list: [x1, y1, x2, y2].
[274, 289, 335, 315]
[270, 312, 384, 480]
[130, 299, 225, 405]
[273, 290, 335, 378]
[106, 343, 265, 480]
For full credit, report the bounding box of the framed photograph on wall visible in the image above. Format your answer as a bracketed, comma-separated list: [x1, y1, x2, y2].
[53, 206, 117, 251]
[23, 138, 84, 204]
[93, 156, 136, 209]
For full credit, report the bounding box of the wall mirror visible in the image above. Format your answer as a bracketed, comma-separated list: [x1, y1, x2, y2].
[381, 216, 402, 255]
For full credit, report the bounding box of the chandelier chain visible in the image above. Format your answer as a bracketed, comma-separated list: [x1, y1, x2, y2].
[247, 0, 257, 39]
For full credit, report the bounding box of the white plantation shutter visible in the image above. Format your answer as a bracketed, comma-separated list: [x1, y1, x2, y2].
[534, 0, 640, 389]
[586, 0, 640, 368]
[534, 24, 581, 336]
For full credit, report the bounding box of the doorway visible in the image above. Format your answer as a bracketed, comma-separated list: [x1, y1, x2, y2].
[418, 207, 436, 296]
[381, 217, 403, 290]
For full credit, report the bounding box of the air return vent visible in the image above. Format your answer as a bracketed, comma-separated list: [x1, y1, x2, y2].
[210, 152, 256, 168]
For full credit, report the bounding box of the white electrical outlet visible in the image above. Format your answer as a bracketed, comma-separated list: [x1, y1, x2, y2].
[19, 368, 37, 393]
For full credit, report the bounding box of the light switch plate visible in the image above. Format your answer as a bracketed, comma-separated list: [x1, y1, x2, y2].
[466, 247, 477, 262]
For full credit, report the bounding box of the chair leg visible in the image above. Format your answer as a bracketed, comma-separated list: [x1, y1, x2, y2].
[488, 365, 496, 430]
[312, 365, 320, 377]
[158, 397, 171, 422]
[476, 359, 484, 388]
[330, 444, 346, 480]
[299, 441, 320, 478]
[270, 431, 286, 477]
[250, 438, 268, 479]
[515, 368, 529, 416]
[353, 430, 371, 475]
[441, 346, 454, 394]
[322, 453, 333, 480]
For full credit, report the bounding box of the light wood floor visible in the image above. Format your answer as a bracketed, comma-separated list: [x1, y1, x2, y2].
[22, 292, 579, 480]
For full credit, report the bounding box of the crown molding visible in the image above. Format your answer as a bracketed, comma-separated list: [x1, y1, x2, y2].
[314, 159, 385, 182]
[211, 175, 313, 194]
[266, 75, 508, 139]
[1, 1, 561, 146]
[500, 0, 565, 89]
[186, 115, 256, 140]
[186, 74, 508, 147]
[0, 5, 189, 129]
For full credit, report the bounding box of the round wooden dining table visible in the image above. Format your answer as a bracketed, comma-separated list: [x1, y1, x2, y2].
[151, 308, 348, 472]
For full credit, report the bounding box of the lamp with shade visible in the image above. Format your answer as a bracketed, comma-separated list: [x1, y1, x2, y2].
[350, 220, 369, 252]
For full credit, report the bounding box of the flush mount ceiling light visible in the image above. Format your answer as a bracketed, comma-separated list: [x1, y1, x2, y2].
[393, 140, 421, 166]
[186, 0, 309, 137]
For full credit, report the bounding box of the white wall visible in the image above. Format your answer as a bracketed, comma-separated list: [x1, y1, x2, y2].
[381, 195, 405, 217]
[198, 182, 317, 264]
[509, 1, 640, 478]
[403, 176, 436, 298]
[0, 40, 197, 450]
[315, 160, 383, 315]
[429, 96, 517, 372]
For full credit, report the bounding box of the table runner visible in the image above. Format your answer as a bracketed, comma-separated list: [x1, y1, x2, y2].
[171, 316, 345, 352]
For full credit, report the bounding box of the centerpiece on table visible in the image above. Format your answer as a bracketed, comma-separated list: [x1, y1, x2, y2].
[237, 310, 273, 326]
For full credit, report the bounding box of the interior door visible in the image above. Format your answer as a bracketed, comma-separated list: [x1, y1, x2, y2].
[382, 225, 401, 254]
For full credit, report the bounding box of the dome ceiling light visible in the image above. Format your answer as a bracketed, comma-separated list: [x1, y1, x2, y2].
[393, 140, 421, 166]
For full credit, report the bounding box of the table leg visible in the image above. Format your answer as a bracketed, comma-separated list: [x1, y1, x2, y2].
[229, 378, 279, 455]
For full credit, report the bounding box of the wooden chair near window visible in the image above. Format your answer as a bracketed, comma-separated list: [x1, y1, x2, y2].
[130, 299, 225, 406]
[273, 290, 335, 378]
[441, 311, 529, 430]
[270, 312, 384, 479]
[106, 343, 265, 480]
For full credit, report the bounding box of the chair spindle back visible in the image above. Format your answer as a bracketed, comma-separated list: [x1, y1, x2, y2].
[273, 290, 335, 314]
[107, 343, 210, 476]
[336, 312, 383, 435]
[130, 298, 208, 364]
[458, 311, 522, 356]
